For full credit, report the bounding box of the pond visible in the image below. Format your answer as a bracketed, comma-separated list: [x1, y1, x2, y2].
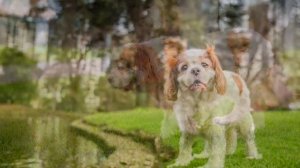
[0, 111, 106, 168]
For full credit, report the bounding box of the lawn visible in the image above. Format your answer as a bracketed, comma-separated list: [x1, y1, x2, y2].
[84, 108, 300, 168]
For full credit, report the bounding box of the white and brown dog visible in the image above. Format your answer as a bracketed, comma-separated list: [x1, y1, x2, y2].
[164, 38, 262, 168]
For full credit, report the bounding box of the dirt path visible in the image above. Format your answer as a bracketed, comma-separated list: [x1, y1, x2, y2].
[71, 120, 159, 168]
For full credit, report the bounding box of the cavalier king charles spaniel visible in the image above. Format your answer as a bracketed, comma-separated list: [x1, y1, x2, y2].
[164, 37, 262, 168]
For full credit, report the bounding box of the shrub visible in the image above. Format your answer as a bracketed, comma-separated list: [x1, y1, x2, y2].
[0, 47, 37, 104]
[281, 50, 300, 100]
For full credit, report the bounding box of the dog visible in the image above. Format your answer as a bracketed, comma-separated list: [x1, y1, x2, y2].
[164, 38, 262, 168]
[107, 41, 163, 90]
[106, 38, 166, 106]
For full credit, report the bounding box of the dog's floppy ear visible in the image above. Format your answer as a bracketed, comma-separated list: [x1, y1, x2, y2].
[206, 45, 227, 95]
[163, 37, 186, 100]
[120, 44, 162, 83]
[135, 44, 162, 83]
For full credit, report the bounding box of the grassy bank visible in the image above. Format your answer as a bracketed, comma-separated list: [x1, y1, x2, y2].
[84, 108, 300, 168]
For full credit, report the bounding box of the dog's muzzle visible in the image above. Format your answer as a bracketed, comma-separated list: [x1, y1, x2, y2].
[189, 80, 207, 92]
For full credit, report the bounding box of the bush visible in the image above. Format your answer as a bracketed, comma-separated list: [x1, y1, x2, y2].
[0, 47, 37, 104]
[281, 50, 300, 100]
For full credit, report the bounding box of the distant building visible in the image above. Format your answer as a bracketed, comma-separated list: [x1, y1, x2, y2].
[0, 0, 58, 56]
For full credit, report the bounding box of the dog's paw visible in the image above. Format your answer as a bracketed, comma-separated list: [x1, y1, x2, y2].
[213, 117, 228, 125]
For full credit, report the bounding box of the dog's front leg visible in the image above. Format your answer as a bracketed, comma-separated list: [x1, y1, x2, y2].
[168, 133, 195, 168]
[203, 126, 226, 168]
[174, 103, 199, 135]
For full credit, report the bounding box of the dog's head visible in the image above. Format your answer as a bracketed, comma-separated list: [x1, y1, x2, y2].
[107, 58, 136, 90]
[107, 45, 137, 90]
[107, 43, 162, 91]
[164, 40, 226, 100]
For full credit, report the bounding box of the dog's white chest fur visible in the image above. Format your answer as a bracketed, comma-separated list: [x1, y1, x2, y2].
[174, 90, 235, 133]
[197, 96, 234, 128]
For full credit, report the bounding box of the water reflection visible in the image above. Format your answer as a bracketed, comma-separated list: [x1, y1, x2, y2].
[0, 112, 105, 168]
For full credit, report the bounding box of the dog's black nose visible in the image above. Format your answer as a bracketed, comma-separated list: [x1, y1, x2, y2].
[191, 68, 200, 76]
[194, 80, 201, 84]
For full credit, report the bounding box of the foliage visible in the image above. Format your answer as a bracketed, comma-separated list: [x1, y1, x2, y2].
[37, 48, 135, 112]
[37, 75, 89, 112]
[87, 0, 126, 29]
[0, 48, 37, 104]
[56, 76, 87, 112]
[84, 108, 300, 167]
[0, 48, 36, 67]
[37, 48, 90, 112]
[280, 51, 300, 99]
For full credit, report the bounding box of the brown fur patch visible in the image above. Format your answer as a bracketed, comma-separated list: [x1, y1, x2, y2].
[163, 37, 186, 101]
[167, 56, 178, 68]
[206, 45, 227, 95]
[226, 31, 250, 73]
[164, 37, 187, 54]
[164, 37, 186, 69]
[232, 73, 243, 95]
[120, 44, 163, 84]
[135, 44, 162, 83]
[120, 45, 136, 66]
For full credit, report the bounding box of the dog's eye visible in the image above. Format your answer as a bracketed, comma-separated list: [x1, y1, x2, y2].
[201, 62, 209, 68]
[181, 65, 188, 71]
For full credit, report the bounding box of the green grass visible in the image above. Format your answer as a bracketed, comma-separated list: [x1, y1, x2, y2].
[85, 108, 165, 135]
[84, 108, 300, 168]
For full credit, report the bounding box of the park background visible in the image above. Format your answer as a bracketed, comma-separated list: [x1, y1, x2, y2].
[0, 0, 299, 168]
